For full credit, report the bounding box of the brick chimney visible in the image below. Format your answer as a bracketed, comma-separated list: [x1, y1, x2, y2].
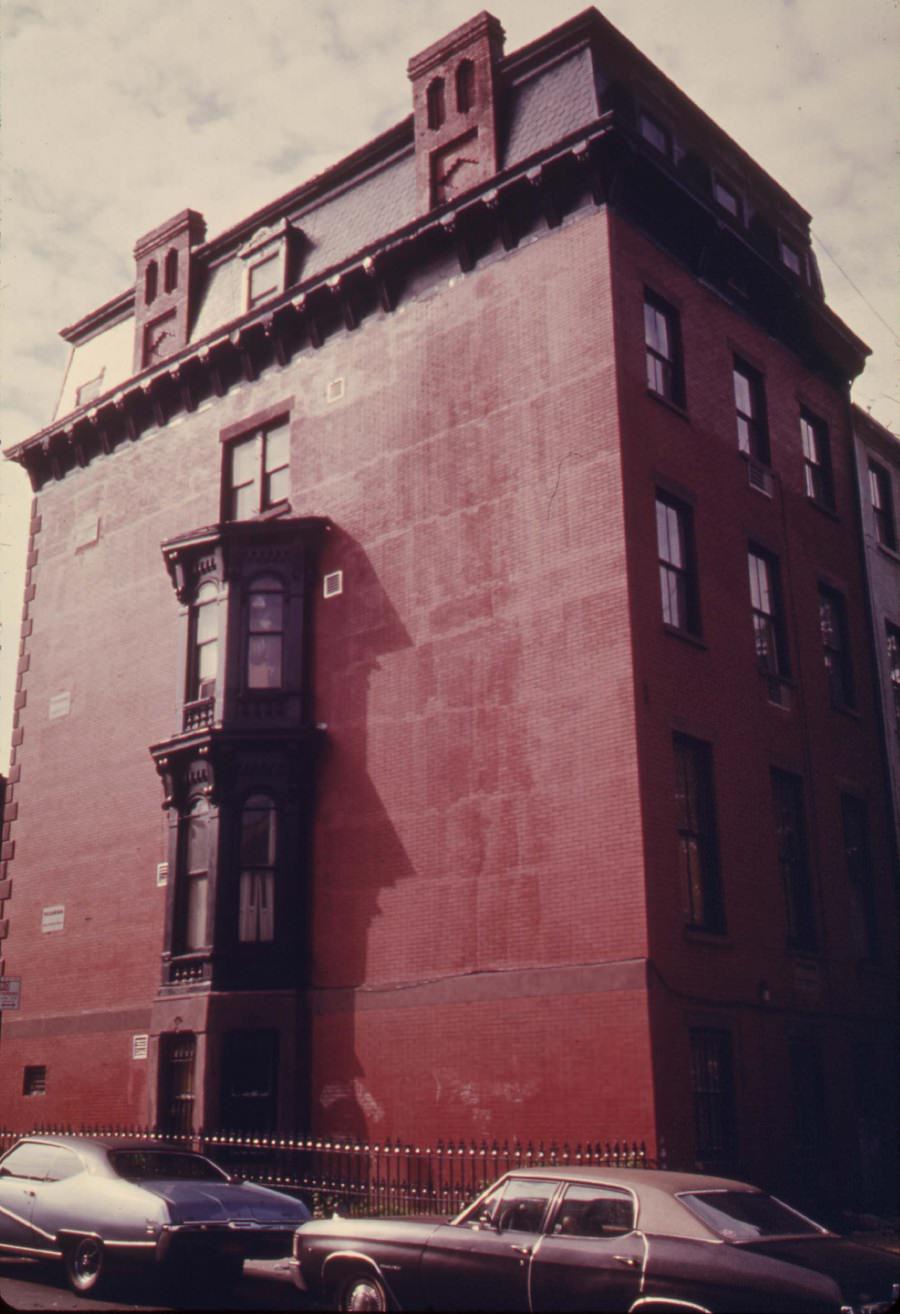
[408, 12, 505, 214]
[133, 209, 206, 374]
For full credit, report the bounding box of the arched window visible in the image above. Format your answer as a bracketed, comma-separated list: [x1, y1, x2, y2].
[455, 60, 475, 113]
[145, 260, 158, 305]
[246, 575, 284, 690]
[180, 797, 209, 951]
[164, 247, 179, 293]
[426, 77, 445, 130]
[239, 794, 276, 942]
[188, 580, 218, 701]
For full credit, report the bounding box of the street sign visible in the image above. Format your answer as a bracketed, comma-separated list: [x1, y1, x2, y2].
[0, 978, 22, 1010]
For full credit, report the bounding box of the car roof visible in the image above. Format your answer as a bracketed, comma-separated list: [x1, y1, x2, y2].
[4, 1134, 206, 1168]
[494, 1165, 766, 1241]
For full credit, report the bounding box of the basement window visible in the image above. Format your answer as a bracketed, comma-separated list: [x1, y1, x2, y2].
[23, 1065, 47, 1096]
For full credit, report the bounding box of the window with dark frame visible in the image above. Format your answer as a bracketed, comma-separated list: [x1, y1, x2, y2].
[789, 1037, 827, 1161]
[780, 239, 803, 277]
[748, 547, 788, 679]
[733, 358, 770, 464]
[221, 1030, 279, 1132]
[713, 178, 741, 219]
[800, 409, 834, 509]
[644, 291, 684, 406]
[886, 622, 900, 735]
[818, 585, 854, 709]
[455, 59, 475, 113]
[225, 421, 290, 520]
[770, 769, 816, 952]
[656, 491, 700, 636]
[426, 76, 446, 130]
[869, 461, 897, 551]
[23, 1065, 47, 1096]
[690, 1028, 736, 1163]
[179, 797, 210, 952]
[639, 111, 670, 155]
[840, 794, 878, 961]
[673, 735, 724, 932]
[246, 574, 285, 691]
[238, 794, 277, 943]
[188, 579, 218, 702]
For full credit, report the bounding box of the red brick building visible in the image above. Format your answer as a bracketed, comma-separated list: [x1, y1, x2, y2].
[1, 10, 896, 1210]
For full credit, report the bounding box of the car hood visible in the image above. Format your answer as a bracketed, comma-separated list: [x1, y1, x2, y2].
[741, 1237, 899, 1302]
[299, 1215, 447, 1241]
[138, 1179, 309, 1225]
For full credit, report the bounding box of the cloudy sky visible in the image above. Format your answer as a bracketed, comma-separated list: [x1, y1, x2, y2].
[1, 0, 898, 766]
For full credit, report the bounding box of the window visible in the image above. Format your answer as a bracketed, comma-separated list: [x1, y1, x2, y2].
[639, 111, 669, 155]
[23, 1066, 46, 1096]
[780, 239, 803, 277]
[673, 735, 724, 931]
[819, 586, 854, 709]
[789, 1037, 827, 1161]
[656, 492, 700, 635]
[552, 1184, 635, 1238]
[455, 59, 475, 113]
[690, 1029, 736, 1164]
[748, 548, 788, 679]
[145, 260, 158, 305]
[0, 1141, 61, 1179]
[841, 794, 879, 960]
[188, 580, 218, 701]
[75, 371, 105, 408]
[713, 178, 741, 219]
[179, 797, 210, 952]
[221, 1030, 279, 1132]
[426, 77, 446, 130]
[246, 575, 284, 690]
[479, 1177, 559, 1234]
[800, 409, 834, 509]
[887, 622, 900, 734]
[226, 422, 290, 520]
[247, 253, 280, 309]
[159, 1033, 196, 1137]
[733, 359, 769, 463]
[164, 247, 178, 293]
[644, 291, 684, 405]
[771, 770, 816, 952]
[869, 462, 897, 551]
[238, 794, 276, 942]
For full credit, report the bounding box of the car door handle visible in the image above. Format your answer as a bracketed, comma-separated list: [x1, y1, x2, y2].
[510, 1244, 532, 1257]
[613, 1254, 639, 1267]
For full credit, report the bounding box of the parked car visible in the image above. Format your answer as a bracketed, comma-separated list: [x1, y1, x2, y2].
[289, 1165, 899, 1312]
[0, 1133, 310, 1294]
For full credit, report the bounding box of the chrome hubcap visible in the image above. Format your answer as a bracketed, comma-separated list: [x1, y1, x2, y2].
[345, 1278, 386, 1311]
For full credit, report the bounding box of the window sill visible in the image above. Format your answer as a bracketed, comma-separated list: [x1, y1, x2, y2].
[662, 623, 706, 650]
[758, 672, 793, 710]
[683, 926, 731, 946]
[827, 699, 860, 719]
[257, 498, 292, 521]
[875, 540, 900, 564]
[806, 496, 838, 522]
[646, 388, 689, 421]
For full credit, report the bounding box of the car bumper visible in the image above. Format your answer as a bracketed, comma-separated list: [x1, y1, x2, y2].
[287, 1257, 308, 1291]
[156, 1222, 300, 1264]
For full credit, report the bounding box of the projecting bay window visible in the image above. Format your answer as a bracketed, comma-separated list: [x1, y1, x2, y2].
[673, 735, 723, 932]
[178, 797, 210, 953]
[188, 580, 218, 703]
[656, 492, 700, 636]
[800, 409, 834, 510]
[770, 769, 816, 953]
[246, 575, 285, 690]
[226, 421, 290, 520]
[238, 794, 277, 943]
[733, 358, 770, 465]
[748, 547, 788, 688]
[644, 291, 684, 406]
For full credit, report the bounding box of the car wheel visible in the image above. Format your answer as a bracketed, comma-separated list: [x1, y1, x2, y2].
[64, 1235, 105, 1293]
[338, 1270, 389, 1312]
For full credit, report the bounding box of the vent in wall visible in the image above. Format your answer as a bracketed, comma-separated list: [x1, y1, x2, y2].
[132, 1034, 149, 1060]
[323, 570, 343, 598]
[156, 862, 169, 887]
[326, 377, 345, 404]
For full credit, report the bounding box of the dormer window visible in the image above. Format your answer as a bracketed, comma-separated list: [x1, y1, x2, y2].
[238, 220, 298, 313]
[247, 254, 280, 309]
[246, 575, 284, 689]
[456, 60, 475, 113]
[188, 580, 219, 702]
[427, 77, 446, 130]
[164, 248, 179, 293]
[225, 420, 290, 520]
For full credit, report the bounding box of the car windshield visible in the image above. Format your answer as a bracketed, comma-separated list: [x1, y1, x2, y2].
[109, 1150, 230, 1182]
[678, 1191, 824, 1240]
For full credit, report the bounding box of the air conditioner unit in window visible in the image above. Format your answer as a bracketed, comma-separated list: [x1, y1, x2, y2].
[748, 460, 774, 496]
[198, 678, 216, 700]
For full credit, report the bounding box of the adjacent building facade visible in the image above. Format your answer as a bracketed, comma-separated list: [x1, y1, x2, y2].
[1, 9, 896, 1211]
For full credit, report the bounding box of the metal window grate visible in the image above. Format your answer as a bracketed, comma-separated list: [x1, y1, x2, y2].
[23, 1065, 47, 1096]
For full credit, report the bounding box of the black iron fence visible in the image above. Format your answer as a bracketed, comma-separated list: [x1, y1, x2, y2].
[0, 1124, 657, 1217]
